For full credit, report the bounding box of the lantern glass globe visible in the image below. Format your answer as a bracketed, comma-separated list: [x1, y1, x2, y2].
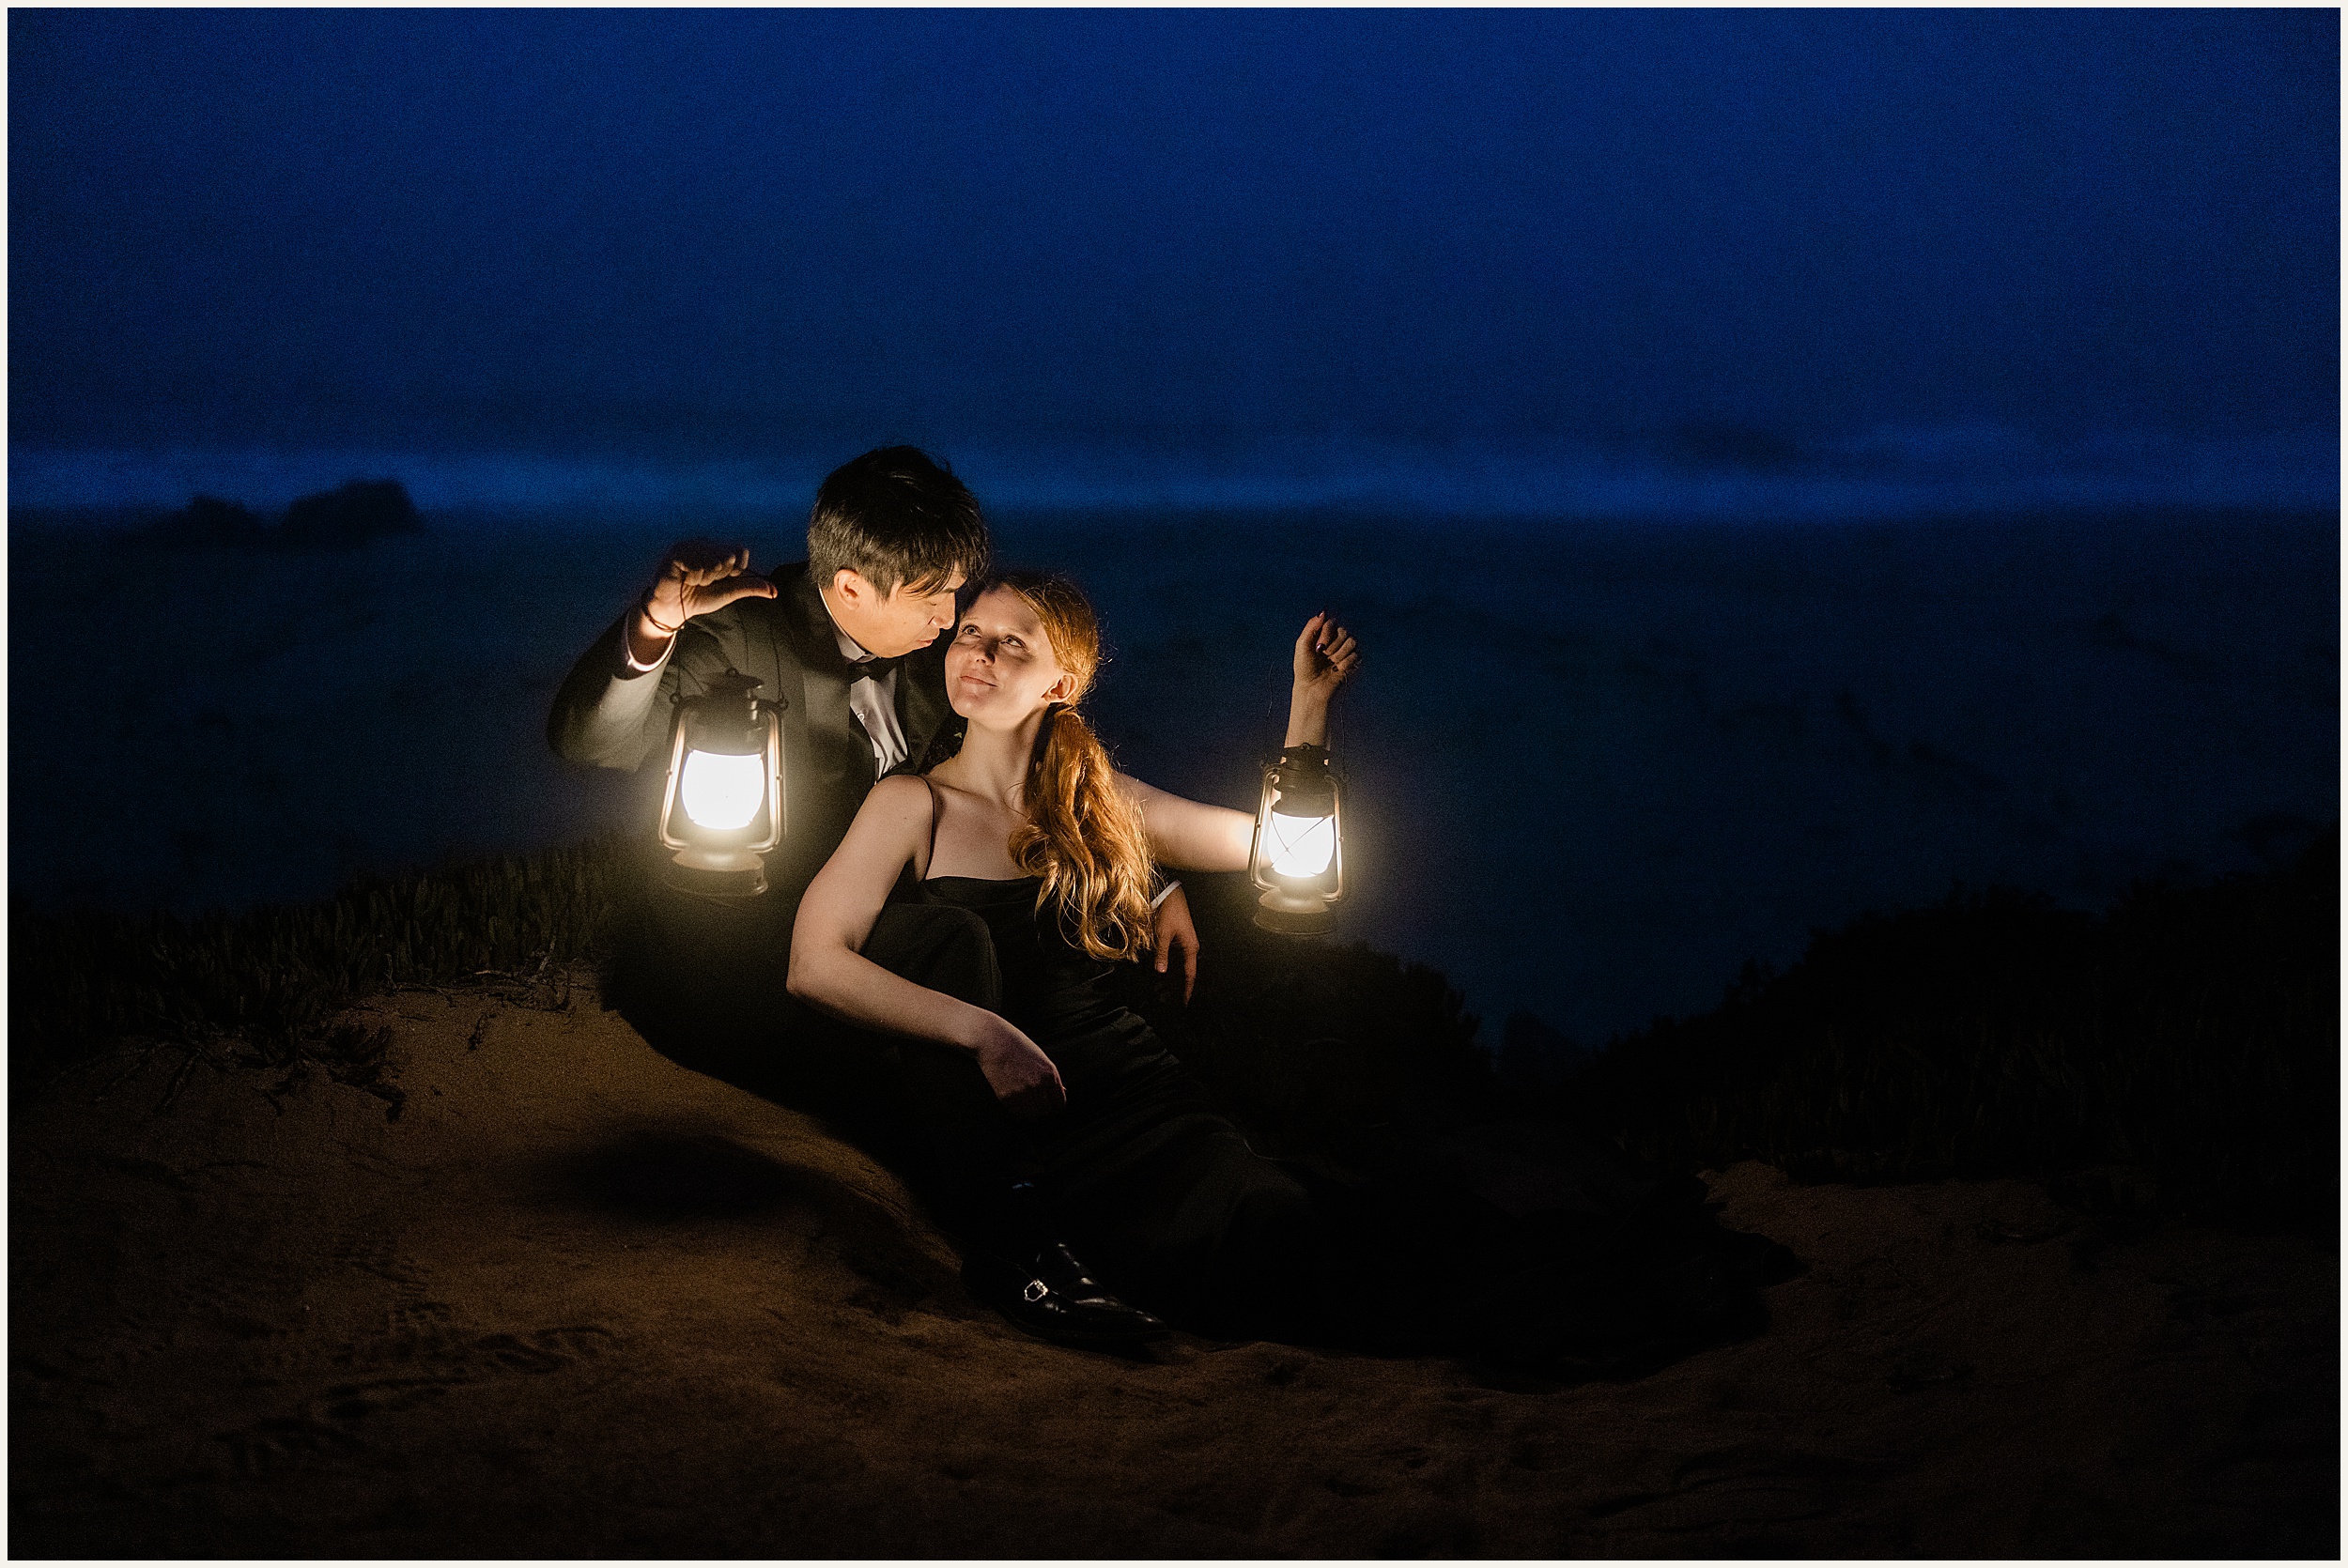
[679, 748, 767, 831]
[1266, 808, 1336, 879]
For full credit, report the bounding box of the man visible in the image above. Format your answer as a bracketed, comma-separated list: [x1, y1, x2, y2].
[548, 446, 981, 1072]
[548, 445, 1189, 1345]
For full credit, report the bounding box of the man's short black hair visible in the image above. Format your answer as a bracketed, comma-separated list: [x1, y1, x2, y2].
[807, 446, 990, 597]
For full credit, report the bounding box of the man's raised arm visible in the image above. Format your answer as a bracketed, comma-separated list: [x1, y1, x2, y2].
[545, 540, 778, 770]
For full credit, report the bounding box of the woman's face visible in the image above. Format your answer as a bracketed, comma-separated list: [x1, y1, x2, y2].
[946, 585, 1075, 725]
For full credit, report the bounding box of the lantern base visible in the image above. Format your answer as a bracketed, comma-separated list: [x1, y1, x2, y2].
[665, 850, 769, 898]
[1253, 891, 1333, 936]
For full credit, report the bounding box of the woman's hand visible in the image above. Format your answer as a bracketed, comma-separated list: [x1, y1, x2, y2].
[1151, 883, 1200, 1004]
[1292, 611, 1361, 698]
[1286, 611, 1362, 746]
[967, 1013, 1068, 1119]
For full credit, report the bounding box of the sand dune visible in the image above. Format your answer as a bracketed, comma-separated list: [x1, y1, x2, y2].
[11, 984, 2336, 1557]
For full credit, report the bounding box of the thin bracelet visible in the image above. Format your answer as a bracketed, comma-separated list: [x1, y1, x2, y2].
[1151, 879, 1182, 910]
[639, 589, 686, 638]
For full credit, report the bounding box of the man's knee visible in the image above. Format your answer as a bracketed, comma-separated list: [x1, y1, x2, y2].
[862, 903, 1002, 1009]
[639, 886, 796, 1004]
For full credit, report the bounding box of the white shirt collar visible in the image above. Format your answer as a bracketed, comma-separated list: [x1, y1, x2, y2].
[818, 587, 875, 664]
[831, 620, 873, 665]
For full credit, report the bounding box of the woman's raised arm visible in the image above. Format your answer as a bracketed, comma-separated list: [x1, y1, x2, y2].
[1117, 610, 1364, 872]
[1285, 610, 1359, 747]
[788, 777, 1067, 1115]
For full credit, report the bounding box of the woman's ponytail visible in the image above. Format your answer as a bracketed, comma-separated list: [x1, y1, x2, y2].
[1010, 701, 1155, 962]
[981, 574, 1157, 963]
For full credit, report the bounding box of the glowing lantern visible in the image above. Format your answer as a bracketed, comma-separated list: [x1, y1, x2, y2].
[1248, 743, 1345, 934]
[658, 669, 785, 895]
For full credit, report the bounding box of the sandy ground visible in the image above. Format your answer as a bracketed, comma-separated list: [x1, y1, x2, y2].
[12, 985, 2337, 1558]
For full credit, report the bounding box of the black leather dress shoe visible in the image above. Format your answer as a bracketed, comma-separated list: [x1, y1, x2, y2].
[964, 1242, 1169, 1347]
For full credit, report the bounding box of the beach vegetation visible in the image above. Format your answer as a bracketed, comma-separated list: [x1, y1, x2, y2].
[1535, 832, 2340, 1230]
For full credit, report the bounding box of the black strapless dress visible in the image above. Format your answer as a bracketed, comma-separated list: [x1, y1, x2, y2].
[917, 874, 1334, 1330]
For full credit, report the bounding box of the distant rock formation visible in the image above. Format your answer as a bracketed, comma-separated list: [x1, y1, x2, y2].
[277, 479, 425, 548]
[137, 480, 425, 550]
[139, 494, 270, 547]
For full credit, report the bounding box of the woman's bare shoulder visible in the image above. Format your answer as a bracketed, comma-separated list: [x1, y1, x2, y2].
[869, 773, 934, 807]
[802, 774, 931, 912]
[854, 774, 935, 834]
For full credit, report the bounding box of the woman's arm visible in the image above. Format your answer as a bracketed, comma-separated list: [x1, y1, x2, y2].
[1284, 610, 1358, 747]
[788, 777, 1065, 1115]
[1119, 774, 1255, 871]
[787, 777, 975, 1042]
[1117, 611, 1365, 871]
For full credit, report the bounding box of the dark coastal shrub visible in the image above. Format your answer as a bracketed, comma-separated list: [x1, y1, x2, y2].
[14, 825, 2333, 1228]
[10, 837, 626, 1103]
[1122, 869, 1492, 1167]
[1552, 832, 2340, 1227]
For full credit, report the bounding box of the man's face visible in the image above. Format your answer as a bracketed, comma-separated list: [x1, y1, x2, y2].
[836, 568, 965, 657]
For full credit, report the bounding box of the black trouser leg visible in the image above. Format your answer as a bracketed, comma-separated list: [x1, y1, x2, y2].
[618, 888, 1041, 1249]
[855, 903, 1041, 1244]
[618, 890, 1001, 1121]
[611, 883, 832, 1104]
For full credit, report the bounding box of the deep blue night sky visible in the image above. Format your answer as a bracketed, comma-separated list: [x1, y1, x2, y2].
[10, 8, 2337, 482]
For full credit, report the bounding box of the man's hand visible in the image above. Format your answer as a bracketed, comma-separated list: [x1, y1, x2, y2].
[1151, 883, 1200, 1004]
[968, 1014, 1068, 1119]
[627, 540, 779, 664]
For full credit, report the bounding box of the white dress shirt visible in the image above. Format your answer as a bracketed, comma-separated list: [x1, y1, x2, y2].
[829, 620, 908, 776]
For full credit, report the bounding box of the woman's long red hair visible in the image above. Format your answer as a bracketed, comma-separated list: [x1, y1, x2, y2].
[988, 573, 1156, 963]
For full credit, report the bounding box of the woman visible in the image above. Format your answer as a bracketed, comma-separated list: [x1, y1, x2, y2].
[792, 572, 1778, 1363]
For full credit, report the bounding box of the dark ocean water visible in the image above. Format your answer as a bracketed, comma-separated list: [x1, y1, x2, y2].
[10, 506, 2336, 1052]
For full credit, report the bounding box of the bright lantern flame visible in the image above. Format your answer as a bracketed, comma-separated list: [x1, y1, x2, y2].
[679, 748, 766, 831]
[1265, 808, 1336, 880]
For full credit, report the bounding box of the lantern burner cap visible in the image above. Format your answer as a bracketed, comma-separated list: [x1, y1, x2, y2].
[1267, 742, 1336, 813]
[685, 669, 768, 754]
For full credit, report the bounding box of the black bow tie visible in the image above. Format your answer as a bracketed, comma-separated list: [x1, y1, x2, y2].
[843, 654, 900, 684]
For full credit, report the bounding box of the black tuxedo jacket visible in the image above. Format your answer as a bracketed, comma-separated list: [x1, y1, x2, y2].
[547, 561, 960, 904]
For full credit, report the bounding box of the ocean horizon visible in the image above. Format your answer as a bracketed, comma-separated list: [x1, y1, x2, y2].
[9, 424, 2337, 526]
